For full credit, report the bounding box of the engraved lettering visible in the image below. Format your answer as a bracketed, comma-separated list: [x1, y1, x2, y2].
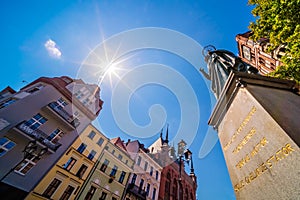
[224, 106, 256, 151]
[234, 143, 295, 193]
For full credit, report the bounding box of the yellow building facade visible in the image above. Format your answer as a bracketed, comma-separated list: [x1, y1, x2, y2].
[25, 124, 108, 200]
[76, 137, 134, 200]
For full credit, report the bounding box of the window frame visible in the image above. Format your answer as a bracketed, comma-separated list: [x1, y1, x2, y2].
[63, 157, 77, 171]
[99, 191, 107, 200]
[42, 178, 62, 198]
[77, 143, 87, 153]
[87, 150, 96, 160]
[14, 154, 40, 175]
[97, 138, 104, 146]
[87, 131, 96, 140]
[110, 165, 118, 177]
[100, 159, 109, 172]
[47, 129, 64, 144]
[0, 137, 16, 157]
[76, 164, 88, 178]
[84, 186, 96, 200]
[24, 113, 47, 130]
[118, 171, 126, 184]
[59, 185, 75, 200]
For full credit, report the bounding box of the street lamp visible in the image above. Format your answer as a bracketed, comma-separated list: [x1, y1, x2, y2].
[0, 140, 48, 182]
[177, 140, 194, 200]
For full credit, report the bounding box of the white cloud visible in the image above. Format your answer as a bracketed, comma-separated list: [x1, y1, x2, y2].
[44, 39, 62, 59]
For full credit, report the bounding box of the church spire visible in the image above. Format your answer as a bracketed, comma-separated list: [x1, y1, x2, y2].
[160, 128, 163, 139]
[165, 123, 169, 144]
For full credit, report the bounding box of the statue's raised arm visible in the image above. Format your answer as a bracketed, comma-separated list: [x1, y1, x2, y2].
[200, 45, 258, 99]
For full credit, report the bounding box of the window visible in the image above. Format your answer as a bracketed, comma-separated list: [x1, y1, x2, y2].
[152, 188, 157, 200]
[99, 191, 107, 200]
[43, 178, 62, 198]
[84, 186, 96, 200]
[118, 154, 123, 160]
[131, 173, 137, 184]
[74, 87, 88, 100]
[144, 161, 148, 171]
[63, 157, 76, 171]
[24, 113, 47, 130]
[87, 150, 96, 160]
[150, 166, 153, 176]
[0, 137, 15, 157]
[119, 171, 126, 184]
[14, 154, 40, 175]
[0, 98, 17, 109]
[165, 172, 171, 199]
[111, 150, 115, 155]
[112, 197, 117, 200]
[173, 178, 178, 200]
[88, 131, 96, 140]
[139, 179, 144, 191]
[47, 129, 64, 144]
[137, 156, 141, 166]
[155, 171, 159, 180]
[146, 183, 150, 196]
[97, 138, 104, 146]
[100, 159, 109, 172]
[59, 185, 75, 200]
[242, 45, 251, 61]
[76, 164, 88, 178]
[110, 165, 118, 177]
[27, 84, 44, 93]
[185, 188, 188, 200]
[56, 98, 68, 109]
[77, 143, 87, 153]
[74, 110, 81, 118]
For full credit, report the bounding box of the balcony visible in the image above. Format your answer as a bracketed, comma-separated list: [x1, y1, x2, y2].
[127, 183, 147, 199]
[44, 102, 80, 130]
[16, 122, 61, 152]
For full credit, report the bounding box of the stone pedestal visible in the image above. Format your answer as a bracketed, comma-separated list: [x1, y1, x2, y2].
[209, 72, 300, 200]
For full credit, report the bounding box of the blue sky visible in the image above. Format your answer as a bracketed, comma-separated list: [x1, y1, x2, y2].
[0, 1, 255, 199]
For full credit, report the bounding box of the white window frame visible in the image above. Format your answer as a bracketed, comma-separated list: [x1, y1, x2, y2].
[0, 137, 16, 157]
[25, 113, 47, 130]
[47, 129, 64, 144]
[14, 154, 40, 175]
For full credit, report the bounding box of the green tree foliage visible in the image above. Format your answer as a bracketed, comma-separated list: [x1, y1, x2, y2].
[248, 0, 300, 82]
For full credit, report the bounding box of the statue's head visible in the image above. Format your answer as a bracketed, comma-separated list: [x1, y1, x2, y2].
[202, 45, 216, 63]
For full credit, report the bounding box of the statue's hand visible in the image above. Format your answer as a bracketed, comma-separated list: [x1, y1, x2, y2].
[199, 68, 211, 80]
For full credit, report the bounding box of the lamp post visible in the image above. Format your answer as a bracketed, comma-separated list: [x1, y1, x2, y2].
[0, 140, 47, 182]
[177, 140, 193, 200]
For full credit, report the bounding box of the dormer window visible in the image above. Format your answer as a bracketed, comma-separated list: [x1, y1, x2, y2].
[242, 46, 251, 61]
[26, 84, 44, 93]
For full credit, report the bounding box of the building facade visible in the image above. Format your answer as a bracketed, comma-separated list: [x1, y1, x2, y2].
[236, 31, 286, 75]
[76, 137, 134, 200]
[124, 140, 162, 200]
[25, 124, 108, 200]
[148, 131, 197, 200]
[0, 76, 103, 199]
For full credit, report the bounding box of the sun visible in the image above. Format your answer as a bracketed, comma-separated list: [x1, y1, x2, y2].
[105, 62, 118, 75]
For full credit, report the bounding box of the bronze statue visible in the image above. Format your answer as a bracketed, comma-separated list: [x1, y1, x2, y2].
[200, 45, 258, 99]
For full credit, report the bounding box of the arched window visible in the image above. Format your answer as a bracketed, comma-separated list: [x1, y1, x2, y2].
[185, 188, 188, 200]
[164, 172, 171, 200]
[190, 189, 194, 200]
[172, 178, 178, 200]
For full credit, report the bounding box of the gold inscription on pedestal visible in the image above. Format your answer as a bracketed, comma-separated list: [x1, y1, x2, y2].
[234, 143, 295, 192]
[233, 128, 256, 154]
[224, 106, 256, 151]
[236, 137, 268, 169]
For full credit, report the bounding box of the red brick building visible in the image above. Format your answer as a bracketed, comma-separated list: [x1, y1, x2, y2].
[236, 31, 286, 75]
[149, 131, 197, 200]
